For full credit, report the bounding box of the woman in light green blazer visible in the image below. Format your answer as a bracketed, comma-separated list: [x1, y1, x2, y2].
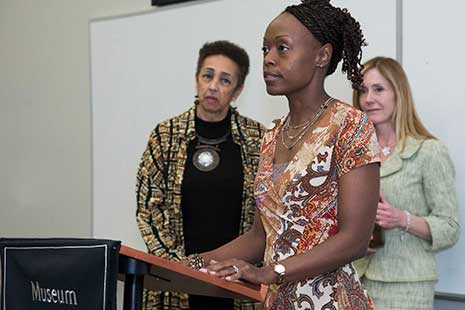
[353, 57, 460, 310]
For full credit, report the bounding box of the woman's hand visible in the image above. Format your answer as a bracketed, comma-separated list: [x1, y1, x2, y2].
[200, 259, 275, 285]
[376, 192, 406, 229]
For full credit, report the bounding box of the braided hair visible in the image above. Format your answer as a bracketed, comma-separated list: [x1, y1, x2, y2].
[285, 0, 365, 89]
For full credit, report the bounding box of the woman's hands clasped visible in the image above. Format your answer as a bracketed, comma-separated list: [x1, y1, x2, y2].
[200, 259, 275, 285]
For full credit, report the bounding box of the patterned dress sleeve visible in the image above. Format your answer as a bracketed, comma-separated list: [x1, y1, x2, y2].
[336, 110, 381, 177]
[135, 126, 183, 261]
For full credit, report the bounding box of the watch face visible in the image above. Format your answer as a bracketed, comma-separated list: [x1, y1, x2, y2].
[274, 263, 286, 274]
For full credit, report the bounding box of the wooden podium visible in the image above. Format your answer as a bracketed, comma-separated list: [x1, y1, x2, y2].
[118, 245, 267, 310]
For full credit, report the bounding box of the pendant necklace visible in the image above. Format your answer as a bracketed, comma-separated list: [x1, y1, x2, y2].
[382, 146, 392, 156]
[381, 141, 396, 156]
[192, 129, 230, 172]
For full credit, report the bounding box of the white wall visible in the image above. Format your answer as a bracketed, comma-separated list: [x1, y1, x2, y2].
[0, 0, 150, 237]
[403, 0, 465, 296]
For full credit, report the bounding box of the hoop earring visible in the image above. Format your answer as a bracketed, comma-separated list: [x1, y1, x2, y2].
[194, 95, 199, 105]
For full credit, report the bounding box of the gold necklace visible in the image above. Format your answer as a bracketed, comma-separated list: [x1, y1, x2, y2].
[284, 119, 313, 140]
[286, 97, 334, 129]
[281, 97, 334, 150]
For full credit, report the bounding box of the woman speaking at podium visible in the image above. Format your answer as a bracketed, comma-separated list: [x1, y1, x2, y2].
[190, 1, 382, 309]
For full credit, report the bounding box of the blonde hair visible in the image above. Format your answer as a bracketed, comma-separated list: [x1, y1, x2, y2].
[353, 56, 435, 150]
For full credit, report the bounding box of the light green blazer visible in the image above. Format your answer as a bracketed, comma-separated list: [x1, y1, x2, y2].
[355, 137, 460, 282]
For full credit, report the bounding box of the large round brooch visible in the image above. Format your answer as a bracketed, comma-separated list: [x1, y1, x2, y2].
[193, 147, 220, 172]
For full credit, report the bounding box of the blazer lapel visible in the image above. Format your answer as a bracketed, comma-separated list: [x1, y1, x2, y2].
[381, 137, 424, 178]
[380, 152, 403, 177]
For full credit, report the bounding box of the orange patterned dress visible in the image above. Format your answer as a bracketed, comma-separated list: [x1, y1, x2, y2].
[255, 101, 380, 309]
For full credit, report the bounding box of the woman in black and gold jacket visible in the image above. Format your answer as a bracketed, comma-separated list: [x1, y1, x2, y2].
[136, 40, 265, 310]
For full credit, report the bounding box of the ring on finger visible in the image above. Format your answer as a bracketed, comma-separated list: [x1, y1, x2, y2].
[232, 265, 239, 274]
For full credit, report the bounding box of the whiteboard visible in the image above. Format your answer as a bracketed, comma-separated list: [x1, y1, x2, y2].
[89, 0, 397, 280]
[403, 1, 465, 297]
[90, 0, 396, 250]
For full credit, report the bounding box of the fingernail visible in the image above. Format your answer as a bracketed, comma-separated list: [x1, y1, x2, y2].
[209, 271, 216, 275]
[199, 268, 207, 273]
[210, 259, 217, 264]
[225, 276, 231, 281]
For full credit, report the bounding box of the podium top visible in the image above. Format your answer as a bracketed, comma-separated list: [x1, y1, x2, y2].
[118, 245, 267, 302]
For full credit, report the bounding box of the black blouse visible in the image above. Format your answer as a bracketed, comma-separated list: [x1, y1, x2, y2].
[181, 111, 244, 310]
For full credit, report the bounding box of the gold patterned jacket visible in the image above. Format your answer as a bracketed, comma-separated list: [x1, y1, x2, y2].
[136, 106, 265, 309]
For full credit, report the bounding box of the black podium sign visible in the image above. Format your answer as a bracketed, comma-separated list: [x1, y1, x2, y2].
[0, 238, 120, 310]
